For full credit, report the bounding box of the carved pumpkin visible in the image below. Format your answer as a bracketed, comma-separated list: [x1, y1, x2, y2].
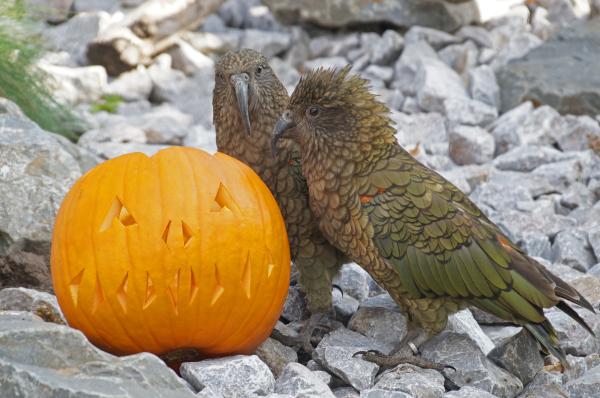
[51, 147, 290, 357]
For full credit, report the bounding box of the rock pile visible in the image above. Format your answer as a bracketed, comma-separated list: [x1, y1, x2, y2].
[2, 0, 600, 396]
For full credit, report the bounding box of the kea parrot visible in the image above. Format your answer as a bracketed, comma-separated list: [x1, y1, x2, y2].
[213, 49, 346, 350]
[271, 66, 594, 368]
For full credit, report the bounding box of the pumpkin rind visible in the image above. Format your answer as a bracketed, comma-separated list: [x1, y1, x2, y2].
[51, 147, 290, 356]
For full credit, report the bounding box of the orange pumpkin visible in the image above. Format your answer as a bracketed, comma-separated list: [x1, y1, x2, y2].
[51, 147, 290, 357]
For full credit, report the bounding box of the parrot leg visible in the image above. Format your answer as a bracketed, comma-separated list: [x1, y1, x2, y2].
[354, 326, 459, 390]
[271, 312, 333, 353]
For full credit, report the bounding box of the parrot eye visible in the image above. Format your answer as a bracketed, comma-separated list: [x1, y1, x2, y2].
[307, 106, 320, 117]
[256, 66, 263, 74]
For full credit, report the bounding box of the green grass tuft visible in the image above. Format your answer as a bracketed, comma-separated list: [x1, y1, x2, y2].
[90, 95, 123, 114]
[0, 1, 84, 141]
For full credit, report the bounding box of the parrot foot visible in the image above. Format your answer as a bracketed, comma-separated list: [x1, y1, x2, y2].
[354, 350, 459, 390]
[271, 313, 332, 353]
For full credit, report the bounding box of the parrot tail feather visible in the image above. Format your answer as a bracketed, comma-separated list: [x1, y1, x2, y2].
[539, 265, 595, 313]
[524, 321, 568, 367]
[555, 300, 595, 335]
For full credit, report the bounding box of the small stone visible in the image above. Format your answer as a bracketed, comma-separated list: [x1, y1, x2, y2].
[491, 31, 542, 69]
[370, 30, 404, 65]
[25, 0, 73, 22]
[520, 232, 553, 260]
[39, 63, 107, 105]
[557, 115, 600, 152]
[373, 364, 445, 398]
[332, 263, 371, 302]
[442, 386, 498, 398]
[105, 65, 153, 101]
[545, 308, 600, 356]
[168, 40, 215, 76]
[393, 112, 447, 154]
[348, 294, 408, 349]
[332, 387, 359, 397]
[455, 26, 493, 48]
[270, 57, 300, 91]
[560, 181, 596, 211]
[415, 59, 468, 113]
[184, 125, 218, 154]
[493, 145, 570, 172]
[304, 57, 348, 71]
[181, 355, 275, 397]
[309, 34, 360, 59]
[481, 326, 522, 346]
[281, 286, 309, 322]
[552, 229, 597, 272]
[448, 125, 495, 165]
[364, 65, 394, 84]
[438, 41, 478, 75]
[314, 328, 394, 391]
[274, 363, 335, 397]
[0, 288, 64, 324]
[241, 29, 292, 58]
[442, 98, 497, 127]
[393, 40, 439, 96]
[446, 309, 495, 355]
[333, 289, 359, 324]
[487, 328, 543, 385]
[570, 274, 600, 308]
[467, 65, 500, 110]
[404, 26, 460, 49]
[564, 353, 600, 382]
[566, 365, 600, 398]
[255, 337, 298, 377]
[420, 332, 523, 398]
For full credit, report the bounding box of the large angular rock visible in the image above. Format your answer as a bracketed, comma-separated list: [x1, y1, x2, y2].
[25, 0, 74, 22]
[0, 287, 64, 324]
[314, 328, 394, 391]
[393, 112, 447, 155]
[373, 364, 445, 398]
[420, 332, 523, 398]
[493, 145, 570, 172]
[332, 262, 371, 302]
[443, 386, 498, 398]
[552, 229, 597, 272]
[240, 29, 292, 58]
[0, 114, 81, 253]
[446, 309, 495, 356]
[0, 311, 195, 397]
[39, 63, 108, 105]
[415, 59, 469, 113]
[274, 363, 335, 397]
[566, 365, 600, 398]
[263, 0, 479, 32]
[487, 328, 543, 385]
[442, 98, 497, 127]
[255, 337, 298, 377]
[181, 355, 275, 397]
[404, 26, 459, 49]
[348, 294, 408, 349]
[497, 17, 600, 115]
[467, 65, 500, 110]
[545, 308, 600, 356]
[393, 41, 438, 96]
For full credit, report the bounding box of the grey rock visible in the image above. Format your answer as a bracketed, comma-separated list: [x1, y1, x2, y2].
[442, 98, 498, 127]
[541, 0, 591, 27]
[404, 26, 460, 49]
[0, 313, 195, 397]
[181, 30, 241, 55]
[438, 41, 479, 75]
[487, 329, 543, 385]
[105, 65, 153, 101]
[520, 232, 553, 260]
[518, 370, 567, 398]
[333, 289, 360, 324]
[39, 63, 107, 105]
[240, 29, 291, 58]
[183, 124, 218, 154]
[79, 141, 170, 160]
[470, 181, 532, 212]
[25, 0, 73, 22]
[557, 114, 600, 151]
[468, 65, 501, 110]
[561, 181, 596, 210]
[304, 57, 349, 71]
[309, 34, 360, 59]
[281, 286, 309, 322]
[393, 112, 447, 154]
[333, 262, 371, 302]
[497, 18, 600, 115]
[447, 309, 495, 355]
[490, 31, 542, 69]
[485, 169, 556, 198]
[564, 353, 600, 382]
[263, 0, 479, 32]
[456, 26, 494, 48]
[255, 337, 298, 377]
[0, 115, 81, 253]
[566, 365, 600, 398]
[420, 332, 523, 398]
[274, 363, 335, 398]
[0, 288, 64, 324]
[73, 0, 119, 12]
[79, 122, 147, 146]
[546, 307, 600, 356]
[315, 328, 394, 391]
[415, 58, 468, 113]
[532, 157, 594, 191]
[590, 227, 600, 262]
[313, 370, 333, 386]
[570, 274, 600, 308]
[360, 389, 414, 397]
[168, 39, 215, 76]
[439, 164, 492, 194]
[449, 125, 495, 165]
[364, 65, 394, 84]
[493, 145, 570, 172]
[552, 229, 597, 271]
[442, 386, 498, 398]
[132, 104, 193, 145]
[393, 41, 439, 96]
[44, 11, 111, 65]
[333, 387, 360, 397]
[270, 57, 300, 91]
[370, 30, 404, 66]
[181, 355, 275, 398]
[373, 364, 445, 398]
[481, 326, 522, 346]
[348, 294, 408, 349]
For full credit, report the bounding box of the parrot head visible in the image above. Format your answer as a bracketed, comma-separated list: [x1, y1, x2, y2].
[214, 49, 281, 136]
[272, 66, 394, 156]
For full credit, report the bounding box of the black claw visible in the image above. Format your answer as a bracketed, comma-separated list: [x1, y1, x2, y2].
[332, 284, 344, 297]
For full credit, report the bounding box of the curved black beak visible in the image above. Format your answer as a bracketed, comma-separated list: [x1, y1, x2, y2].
[271, 112, 295, 157]
[231, 73, 252, 136]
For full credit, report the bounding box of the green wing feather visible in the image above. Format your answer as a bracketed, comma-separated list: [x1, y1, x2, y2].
[361, 148, 594, 364]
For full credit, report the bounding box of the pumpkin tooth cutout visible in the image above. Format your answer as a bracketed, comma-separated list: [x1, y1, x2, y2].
[99, 197, 137, 231]
[116, 272, 129, 312]
[189, 269, 199, 305]
[210, 263, 224, 306]
[91, 271, 105, 314]
[265, 248, 275, 278]
[143, 272, 156, 310]
[181, 221, 193, 247]
[211, 182, 239, 213]
[167, 268, 181, 315]
[241, 252, 252, 299]
[69, 268, 85, 306]
[161, 220, 171, 245]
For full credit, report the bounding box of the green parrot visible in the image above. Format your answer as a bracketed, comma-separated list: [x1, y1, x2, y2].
[271, 66, 594, 367]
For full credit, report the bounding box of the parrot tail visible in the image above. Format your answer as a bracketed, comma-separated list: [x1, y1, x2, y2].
[524, 321, 567, 366]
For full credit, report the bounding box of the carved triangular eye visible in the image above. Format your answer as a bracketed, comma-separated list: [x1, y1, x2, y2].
[211, 182, 239, 212]
[100, 197, 137, 231]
